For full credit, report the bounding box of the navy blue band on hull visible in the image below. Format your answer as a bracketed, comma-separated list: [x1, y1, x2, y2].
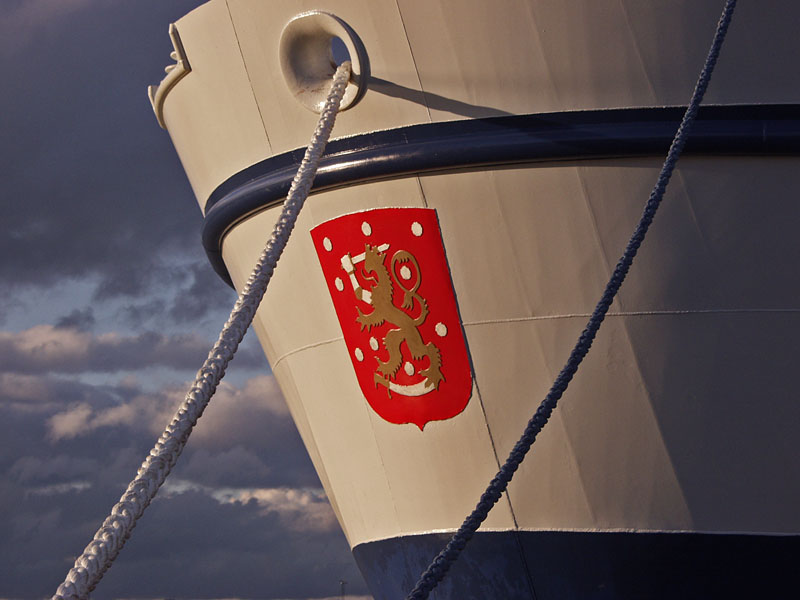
[203, 104, 800, 286]
[352, 530, 799, 600]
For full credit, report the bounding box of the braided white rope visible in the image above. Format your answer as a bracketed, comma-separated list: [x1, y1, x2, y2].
[52, 61, 352, 600]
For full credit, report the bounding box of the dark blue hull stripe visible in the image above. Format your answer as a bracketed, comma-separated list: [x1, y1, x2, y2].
[352, 530, 800, 600]
[202, 104, 800, 286]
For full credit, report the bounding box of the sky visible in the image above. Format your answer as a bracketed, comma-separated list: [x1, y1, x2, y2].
[0, 1, 370, 598]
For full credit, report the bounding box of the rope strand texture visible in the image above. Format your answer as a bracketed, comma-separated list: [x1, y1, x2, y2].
[406, 1, 737, 598]
[52, 61, 352, 600]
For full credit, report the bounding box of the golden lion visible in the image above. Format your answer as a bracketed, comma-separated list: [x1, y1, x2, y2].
[355, 244, 444, 391]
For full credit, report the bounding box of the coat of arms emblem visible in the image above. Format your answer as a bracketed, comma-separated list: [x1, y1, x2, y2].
[311, 208, 472, 429]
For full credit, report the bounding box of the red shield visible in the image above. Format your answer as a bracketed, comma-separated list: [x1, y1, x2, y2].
[311, 208, 472, 429]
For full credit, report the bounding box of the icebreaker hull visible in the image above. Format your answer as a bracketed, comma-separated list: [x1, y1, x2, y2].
[153, 1, 800, 597]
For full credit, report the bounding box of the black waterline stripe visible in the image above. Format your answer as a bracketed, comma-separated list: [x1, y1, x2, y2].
[202, 104, 800, 286]
[352, 529, 800, 600]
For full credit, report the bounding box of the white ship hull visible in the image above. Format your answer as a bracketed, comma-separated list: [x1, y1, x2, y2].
[152, 1, 800, 597]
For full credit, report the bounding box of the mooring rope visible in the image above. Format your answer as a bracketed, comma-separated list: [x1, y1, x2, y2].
[52, 61, 352, 600]
[406, 1, 738, 597]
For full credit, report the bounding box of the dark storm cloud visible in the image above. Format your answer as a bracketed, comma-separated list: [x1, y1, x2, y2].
[177, 445, 274, 488]
[55, 306, 95, 330]
[111, 490, 363, 600]
[110, 259, 238, 332]
[168, 260, 238, 324]
[91, 263, 173, 301]
[0, 374, 155, 512]
[0, 3, 371, 598]
[117, 297, 168, 329]
[0, 325, 212, 373]
[22, 489, 364, 600]
[0, 323, 267, 374]
[0, 0, 208, 299]
[1, 371, 364, 599]
[40, 374, 318, 488]
[10, 453, 98, 485]
[1, 372, 318, 487]
[2, 477, 364, 599]
[171, 376, 319, 489]
[0, 371, 123, 412]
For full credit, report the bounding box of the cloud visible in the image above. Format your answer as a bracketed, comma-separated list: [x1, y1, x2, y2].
[226, 486, 340, 533]
[0, 370, 367, 599]
[25, 481, 92, 497]
[1, 485, 367, 599]
[290, 597, 373, 600]
[191, 375, 291, 432]
[162, 481, 339, 534]
[0, 2, 373, 596]
[0, 373, 62, 407]
[10, 454, 98, 484]
[54, 307, 96, 331]
[168, 260, 237, 324]
[0, 325, 194, 373]
[23, 372, 317, 486]
[0, 0, 94, 56]
[86, 490, 365, 599]
[91, 263, 170, 301]
[1, 370, 314, 487]
[117, 298, 169, 329]
[0, 1, 208, 298]
[0, 372, 120, 415]
[112, 259, 237, 329]
[42, 374, 288, 437]
[0, 324, 267, 374]
[177, 445, 274, 488]
[46, 402, 94, 441]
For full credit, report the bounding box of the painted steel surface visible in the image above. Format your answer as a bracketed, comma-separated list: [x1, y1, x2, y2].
[219, 158, 800, 542]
